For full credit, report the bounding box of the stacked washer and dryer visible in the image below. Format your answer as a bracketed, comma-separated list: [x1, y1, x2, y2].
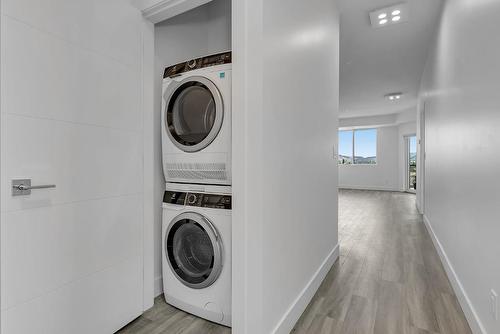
[160, 51, 232, 327]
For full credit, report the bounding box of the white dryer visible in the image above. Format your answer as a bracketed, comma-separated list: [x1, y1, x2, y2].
[162, 182, 231, 327]
[161, 52, 232, 185]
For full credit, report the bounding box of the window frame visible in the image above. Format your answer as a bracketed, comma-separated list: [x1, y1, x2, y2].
[338, 128, 378, 166]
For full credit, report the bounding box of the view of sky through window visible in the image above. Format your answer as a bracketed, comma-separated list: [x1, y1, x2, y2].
[338, 128, 377, 164]
[410, 136, 417, 156]
[354, 129, 377, 159]
[338, 130, 353, 157]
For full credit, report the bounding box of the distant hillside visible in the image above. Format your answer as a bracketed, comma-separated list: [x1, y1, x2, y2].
[338, 155, 376, 164]
[355, 156, 376, 164]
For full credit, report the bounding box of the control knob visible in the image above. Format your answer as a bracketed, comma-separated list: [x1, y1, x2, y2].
[187, 193, 197, 205]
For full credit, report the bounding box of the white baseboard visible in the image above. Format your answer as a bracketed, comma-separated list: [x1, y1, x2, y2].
[271, 244, 340, 334]
[422, 215, 487, 334]
[154, 275, 163, 297]
[339, 185, 399, 192]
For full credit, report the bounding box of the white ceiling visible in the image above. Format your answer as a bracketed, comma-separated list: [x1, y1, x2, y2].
[338, 0, 443, 118]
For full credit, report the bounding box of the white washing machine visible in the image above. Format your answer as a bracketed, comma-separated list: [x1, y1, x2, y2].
[162, 182, 231, 327]
[161, 52, 232, 186]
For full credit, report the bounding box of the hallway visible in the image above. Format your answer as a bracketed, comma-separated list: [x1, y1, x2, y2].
[292, 190, 472, 334]
[120, 190, 473, 334]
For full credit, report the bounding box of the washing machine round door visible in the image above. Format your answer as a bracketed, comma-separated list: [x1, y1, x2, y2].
[165, 212, 223, 289]
[164, 76, 223, 152]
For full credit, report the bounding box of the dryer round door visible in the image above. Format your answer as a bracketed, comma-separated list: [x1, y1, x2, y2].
[164, 76, 224, 152]
[165, 212, 223, 289]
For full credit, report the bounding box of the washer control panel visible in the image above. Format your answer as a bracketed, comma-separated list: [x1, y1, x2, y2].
[164, 191, 231, 210]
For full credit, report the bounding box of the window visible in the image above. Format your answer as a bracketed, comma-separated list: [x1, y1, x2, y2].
[338, 128, 377, 165]
[338, 130, 353, 165]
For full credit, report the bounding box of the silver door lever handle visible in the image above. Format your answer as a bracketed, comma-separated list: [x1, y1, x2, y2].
[12, 179, 56, 196]
[14, 184, 56, 191]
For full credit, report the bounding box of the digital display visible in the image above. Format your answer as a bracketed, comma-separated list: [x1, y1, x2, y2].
[163, 191, 186, 205]
[201, 194, 231, 209]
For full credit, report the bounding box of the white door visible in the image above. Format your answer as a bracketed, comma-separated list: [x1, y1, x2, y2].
[1, 2, 145, 333]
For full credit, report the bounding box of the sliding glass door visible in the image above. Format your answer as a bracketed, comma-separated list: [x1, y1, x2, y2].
[405, 135, 417, 192]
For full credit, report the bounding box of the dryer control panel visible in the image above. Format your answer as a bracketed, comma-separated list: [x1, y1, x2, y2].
[163, 191, 231, 210]
[163, 51, 231, 78]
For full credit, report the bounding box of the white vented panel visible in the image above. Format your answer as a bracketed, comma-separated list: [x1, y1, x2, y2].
[166, 163, 227, 181]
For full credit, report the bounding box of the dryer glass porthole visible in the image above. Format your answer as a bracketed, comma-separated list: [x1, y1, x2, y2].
[166, 212, 223, 289]
[165, 76, 224, 152]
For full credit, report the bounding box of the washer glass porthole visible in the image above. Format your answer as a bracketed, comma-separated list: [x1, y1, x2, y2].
[165, 212, 223, 289]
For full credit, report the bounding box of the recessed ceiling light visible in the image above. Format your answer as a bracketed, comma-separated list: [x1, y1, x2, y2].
[385, 93, 403, 101]
[369, 3, 409, 28]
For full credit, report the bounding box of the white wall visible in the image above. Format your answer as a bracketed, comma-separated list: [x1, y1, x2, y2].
[232, 0, 339, 333]
[339, 108, 416, 128]
[0, 0, 150, 333]
[418, 0, 500, 333]
[153, 0, 231, 296]
[416, 102, 425, 211]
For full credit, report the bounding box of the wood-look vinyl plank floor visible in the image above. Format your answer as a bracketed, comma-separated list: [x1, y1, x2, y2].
[116, 297, 230, 334]
[292, 190, 472, 334]
[118, 190, 472, 334]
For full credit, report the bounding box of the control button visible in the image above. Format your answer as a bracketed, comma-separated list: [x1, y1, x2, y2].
[187, 193, 197, 205]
